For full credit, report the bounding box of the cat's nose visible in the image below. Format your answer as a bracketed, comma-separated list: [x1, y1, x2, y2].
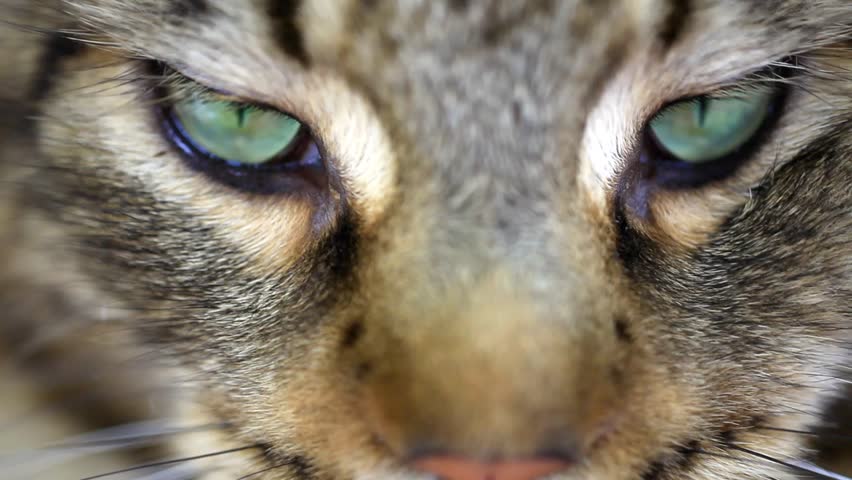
[411, 456, 573, 480]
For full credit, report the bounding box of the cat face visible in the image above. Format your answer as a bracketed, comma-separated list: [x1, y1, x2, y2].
[3, 0, 851, 479]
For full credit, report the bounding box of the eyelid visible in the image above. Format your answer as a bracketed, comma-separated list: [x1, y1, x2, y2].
[654, 83, 776, 120]
[156, 62, 280, 112]
[704, 83, 776, 100]
[655, 57, 794, 110]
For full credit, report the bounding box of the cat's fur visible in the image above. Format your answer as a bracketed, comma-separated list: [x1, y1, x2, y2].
[0, 1, 850, 479]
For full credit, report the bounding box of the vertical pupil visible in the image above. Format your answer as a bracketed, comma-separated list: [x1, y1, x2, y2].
[236, 107, 248, 128]
[695, 97, 708, 128]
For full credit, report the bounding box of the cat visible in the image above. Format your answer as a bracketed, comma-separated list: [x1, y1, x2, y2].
[0, 1, 849, 479]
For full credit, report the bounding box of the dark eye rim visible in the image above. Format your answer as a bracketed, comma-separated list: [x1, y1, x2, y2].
[637, 63, 794, 190]
[150, 63, 331, 196]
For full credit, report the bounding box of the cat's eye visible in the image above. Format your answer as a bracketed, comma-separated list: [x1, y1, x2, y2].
[648, 87, 774, 165]
[160, 79, 327, 195]
[638, 77, 787, 189]
[172, 97, 305, 166]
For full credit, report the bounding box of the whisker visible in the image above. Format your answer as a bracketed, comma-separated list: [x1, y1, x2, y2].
[132, 463, 202, 480]
[730, 445, 852, 480]
[0, 421, 197, 478]
[0, 420, 211, 471]
[79, 445, 262, 480]
[690, 446, 850, 480]
[0, 443, 132, 478]
[43, 421, 228, 450]
[753, 425, 852, 442]
[237, 462, 294, 480]
[0, 383, 196, 435]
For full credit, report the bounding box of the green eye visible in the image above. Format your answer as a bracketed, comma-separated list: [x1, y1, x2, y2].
[159, 73, 326, 195]
[648, 87, 775, 164]
[172, 96, 304, 166]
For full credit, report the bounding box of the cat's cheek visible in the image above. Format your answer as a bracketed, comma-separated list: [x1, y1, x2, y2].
[40, 53, 322, 273]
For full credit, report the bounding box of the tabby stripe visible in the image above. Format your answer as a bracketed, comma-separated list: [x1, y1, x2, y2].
[170, 0, 211, 18]
[659, 0, 691, 49]
[268, 0, 310, 66]
[31, 32, 83, 101]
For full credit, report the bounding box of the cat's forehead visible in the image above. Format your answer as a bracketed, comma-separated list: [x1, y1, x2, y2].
[68, 0, 843, 91]
[67, 0, 844, 73]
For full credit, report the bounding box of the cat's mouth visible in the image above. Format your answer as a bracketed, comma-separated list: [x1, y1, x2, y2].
[409, 457, 573, 480]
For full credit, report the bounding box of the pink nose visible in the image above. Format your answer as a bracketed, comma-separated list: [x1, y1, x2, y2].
[412, 456, 573, 480]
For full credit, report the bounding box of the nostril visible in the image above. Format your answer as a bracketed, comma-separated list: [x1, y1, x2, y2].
[340, 320, 365, 348]
[411, 456, 573, 480]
